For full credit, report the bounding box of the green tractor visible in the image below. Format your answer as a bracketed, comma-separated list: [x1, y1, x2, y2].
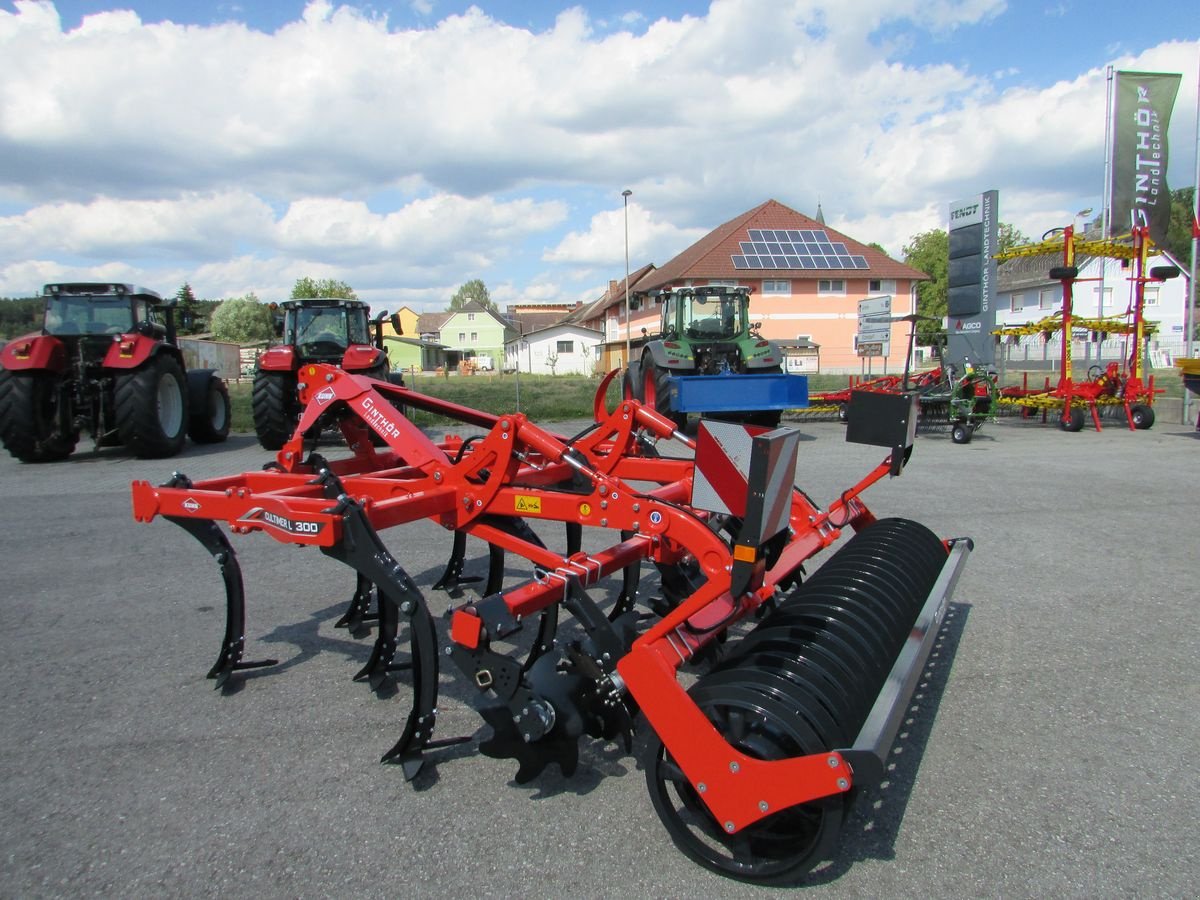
[626, 285, 796, 430]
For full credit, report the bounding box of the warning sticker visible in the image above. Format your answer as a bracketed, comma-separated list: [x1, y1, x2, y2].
[515, 495, 542, 514]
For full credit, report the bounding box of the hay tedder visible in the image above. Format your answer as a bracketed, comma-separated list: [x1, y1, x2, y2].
[130, 365, 971, 883]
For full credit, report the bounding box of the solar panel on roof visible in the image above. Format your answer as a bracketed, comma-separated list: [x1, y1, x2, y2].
[731, 228, 868, 270]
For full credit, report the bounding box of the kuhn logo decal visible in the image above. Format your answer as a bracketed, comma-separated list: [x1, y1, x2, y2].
[182, 497, 202, 512]
[315, 386, 336, 406]
[239, 507, 324, 535]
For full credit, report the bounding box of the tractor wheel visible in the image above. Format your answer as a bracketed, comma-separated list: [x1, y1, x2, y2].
[950, 422, 973, 444]
[0, 369, 77, 462]
[251, 370, 299, 451]
[1130, 403, 1155, 430]
[114, 354, 188, 458]
[187, 374, 231, 444]
[623, 359, 644, 403]
[645, 364, 687, 432]
[1058, 406, 1086, 432]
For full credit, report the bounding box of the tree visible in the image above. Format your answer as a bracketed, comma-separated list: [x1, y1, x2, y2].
[998, 222, 1030, 253]
[291, 277, 357, 300]
[902, 229, 949, 343]
[210, 293, 274, 344]
[449, 279, 498, 314]
[1164, 187, 1196, 265]
[0, 296, 42, 339]
[174, 282, 203, 334]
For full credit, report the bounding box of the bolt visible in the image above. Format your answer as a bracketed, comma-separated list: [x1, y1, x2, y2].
[633, 503, 640, 512]
[444, 646, 453, 656]
[697, 782, 707, 793]
[326, 373, 334, 382]
[724, 822, 735, 833]
[600, 518, 607, 527]
[758, 801, 769, 812]
[827, 755, 839, 768]
[433, 471, 442, 482]
[600, 500, 608, 510]
[837, 778, 849, 790]
[400, 601, 413, 614]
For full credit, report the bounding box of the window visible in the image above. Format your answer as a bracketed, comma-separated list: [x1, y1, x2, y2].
[1010, 293, 1024, 312]
[1039, 289, 1055, 310]
[1144, 287, 1159, 306]
[458, 332, 466, 342]
[868, 279, 896, 294]
[470, 332, 478, 342]
[762, 280, 791, 295]
[707, 280, 738, 287]
[556, 340, 574, 354]
[818, 279, 846, 295]
[467, 313, 475, 321]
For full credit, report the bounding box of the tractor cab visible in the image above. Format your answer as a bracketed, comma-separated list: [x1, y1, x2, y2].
[278, 299, 371, 361]
[43, 283, 168, 339]
[660, 285, 752, 342]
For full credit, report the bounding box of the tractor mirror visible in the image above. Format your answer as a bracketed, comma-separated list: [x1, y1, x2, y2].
[273, 318, 284, 338]
[390, 313, 403, 335]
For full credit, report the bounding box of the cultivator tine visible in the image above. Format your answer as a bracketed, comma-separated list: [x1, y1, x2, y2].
[318, 497, 445, 778]
[333, 572, 378, 637]
[610, 530, 642, 620]
[164, 514, 279, 688]
[432, 531, 483, 595]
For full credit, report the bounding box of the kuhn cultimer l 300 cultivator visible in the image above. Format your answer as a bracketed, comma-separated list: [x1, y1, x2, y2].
[131, 366, 971, 883]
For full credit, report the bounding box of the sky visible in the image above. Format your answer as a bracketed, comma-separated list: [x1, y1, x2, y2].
[1, 0, 1197, 313]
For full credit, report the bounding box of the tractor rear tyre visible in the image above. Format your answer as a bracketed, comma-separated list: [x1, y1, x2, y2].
[0, 369, 77, 462]
[1130, 403, 1155, 430]
[251, 370, 299, 451]
[188, 373, 231, 444]
[115, 355, 188, 458]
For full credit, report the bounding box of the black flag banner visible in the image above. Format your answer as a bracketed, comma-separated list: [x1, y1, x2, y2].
[1110, 70, 1181, 247]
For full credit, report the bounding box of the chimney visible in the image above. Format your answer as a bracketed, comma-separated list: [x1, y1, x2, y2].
[609, 280, 618, 297]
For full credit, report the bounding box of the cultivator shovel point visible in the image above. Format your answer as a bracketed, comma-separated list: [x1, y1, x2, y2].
[130, 364, 972, 883]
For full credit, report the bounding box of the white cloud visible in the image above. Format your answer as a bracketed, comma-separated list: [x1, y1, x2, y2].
[0, 1, 1194, 309]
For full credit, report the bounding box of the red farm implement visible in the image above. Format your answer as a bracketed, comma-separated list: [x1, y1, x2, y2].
[130, 365, 971, 884]
[993, 224, 1179, 432]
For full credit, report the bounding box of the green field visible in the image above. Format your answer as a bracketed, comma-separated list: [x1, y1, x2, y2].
[227, 367, 1185, 433]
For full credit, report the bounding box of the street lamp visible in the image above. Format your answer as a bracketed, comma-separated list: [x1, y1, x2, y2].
[622, 189, 632, 368]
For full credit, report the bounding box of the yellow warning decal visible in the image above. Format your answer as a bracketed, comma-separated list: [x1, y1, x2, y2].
[578, 502, 592, 517]
[515, 495, 542, 514]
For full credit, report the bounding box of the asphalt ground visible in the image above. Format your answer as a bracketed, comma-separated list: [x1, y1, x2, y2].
[1, 412, 1197, 898]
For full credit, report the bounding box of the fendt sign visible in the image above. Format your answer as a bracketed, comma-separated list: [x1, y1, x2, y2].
[946, 190, 998, 367]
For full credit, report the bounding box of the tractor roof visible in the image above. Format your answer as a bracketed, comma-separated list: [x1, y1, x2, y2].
[278, 298, 368, 310]
[42, 282, 163, 301]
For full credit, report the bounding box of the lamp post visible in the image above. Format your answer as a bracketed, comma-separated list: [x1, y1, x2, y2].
[622, 189, 632, 368]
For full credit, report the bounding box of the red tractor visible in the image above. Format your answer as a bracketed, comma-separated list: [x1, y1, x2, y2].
[251, 298, 400, 449]
[0, 282, 230, 462]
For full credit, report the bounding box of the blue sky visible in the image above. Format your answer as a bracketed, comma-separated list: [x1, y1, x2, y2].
[1, 1, 1197, 310]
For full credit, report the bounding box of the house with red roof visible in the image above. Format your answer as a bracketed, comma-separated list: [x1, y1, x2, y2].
[598, 199, 928, 372]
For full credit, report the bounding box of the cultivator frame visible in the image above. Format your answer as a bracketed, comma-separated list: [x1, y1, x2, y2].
[131, 365, 971, 883]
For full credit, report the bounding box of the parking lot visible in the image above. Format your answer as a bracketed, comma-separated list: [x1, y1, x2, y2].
[1, 414, 1197, 898]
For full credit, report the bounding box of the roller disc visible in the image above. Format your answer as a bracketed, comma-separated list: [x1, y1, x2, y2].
[646, 680, 844, 885]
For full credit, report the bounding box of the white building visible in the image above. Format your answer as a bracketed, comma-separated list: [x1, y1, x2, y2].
[505, 323, 604, 375]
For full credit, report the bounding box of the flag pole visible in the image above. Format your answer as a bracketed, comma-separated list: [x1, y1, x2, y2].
[1184, 54, 1200, 426]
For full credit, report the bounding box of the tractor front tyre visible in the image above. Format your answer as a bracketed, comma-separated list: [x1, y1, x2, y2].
[115, 355, 188, 458]
[646, 364, 687, 432]
[251, 370, 299, 451]
[0, 369, 77, 462]
[187, 373, 231, 444]
[1130, 403, 1155, 430]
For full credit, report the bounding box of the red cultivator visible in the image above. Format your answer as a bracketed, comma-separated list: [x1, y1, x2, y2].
[131, 366, 971, 883]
